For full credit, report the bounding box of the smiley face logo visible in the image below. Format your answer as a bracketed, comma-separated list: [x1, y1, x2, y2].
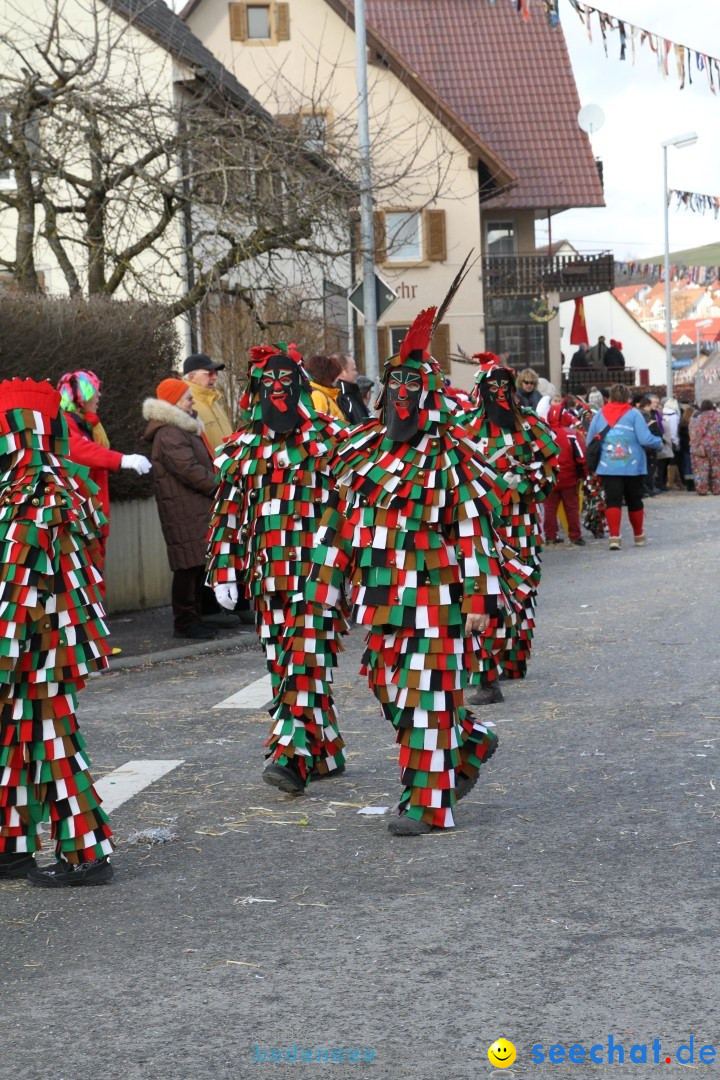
[487, 1038, 517, 1068]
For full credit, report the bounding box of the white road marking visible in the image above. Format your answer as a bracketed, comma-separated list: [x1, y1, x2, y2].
[213, 674, 273, 711]
[95, 759, 185, 813]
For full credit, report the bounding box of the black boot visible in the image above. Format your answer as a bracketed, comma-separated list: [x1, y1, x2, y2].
[0, 853, 37, 879]
[27, 856, 113, 888]
[387, 813, 434, 836]
[262, 759, 306, 795]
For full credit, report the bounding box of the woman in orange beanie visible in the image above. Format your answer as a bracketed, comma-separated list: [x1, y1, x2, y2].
[142, 380, 218, 639]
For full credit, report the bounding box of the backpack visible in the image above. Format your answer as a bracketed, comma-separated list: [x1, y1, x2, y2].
[585, 422, 610, 473]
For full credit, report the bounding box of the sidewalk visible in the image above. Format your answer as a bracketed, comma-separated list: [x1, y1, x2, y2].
[105, 604, 258, 670]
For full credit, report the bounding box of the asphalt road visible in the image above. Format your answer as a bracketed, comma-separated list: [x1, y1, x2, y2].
[2, 490, 718, 1080]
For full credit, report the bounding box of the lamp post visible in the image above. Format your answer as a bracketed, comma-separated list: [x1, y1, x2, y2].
[354, 0, 379, 383]
[662, 132, 698, 396]
[696, 318, 712, 366]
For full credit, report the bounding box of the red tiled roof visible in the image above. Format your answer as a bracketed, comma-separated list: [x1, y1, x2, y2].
[612, 286, 642, 305]
[360, 0, 605, 212]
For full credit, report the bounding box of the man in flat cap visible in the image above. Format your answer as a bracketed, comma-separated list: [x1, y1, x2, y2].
[182, 353, 232, 456]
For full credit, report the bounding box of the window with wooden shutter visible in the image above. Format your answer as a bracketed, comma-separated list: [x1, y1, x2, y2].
[276, 2, 290, 40]
[229, 2, 248, 40]
[425, 209, 446, 262]
[354, 326, 390, 372]
[432, 323, 451, 374]
[373, 210, 386, 264]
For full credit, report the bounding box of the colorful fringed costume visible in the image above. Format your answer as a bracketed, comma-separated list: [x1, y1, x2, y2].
[0, 379, 113, 873]
[465, 356, 558, 682]
[206, 346, 346, 790]
[303, 313, 531, 832]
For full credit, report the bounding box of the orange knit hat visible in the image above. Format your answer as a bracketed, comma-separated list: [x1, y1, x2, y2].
[156, 378, 188, 406]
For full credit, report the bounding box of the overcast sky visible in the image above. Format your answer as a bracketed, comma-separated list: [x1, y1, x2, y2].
[165, 0, 720, 261]
[548, 0, 720, 260]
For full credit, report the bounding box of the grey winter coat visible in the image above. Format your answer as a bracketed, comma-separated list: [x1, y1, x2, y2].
[142, 398, 217, 571]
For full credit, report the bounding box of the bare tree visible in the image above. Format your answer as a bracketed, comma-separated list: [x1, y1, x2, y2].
[0, 0, 462, 334]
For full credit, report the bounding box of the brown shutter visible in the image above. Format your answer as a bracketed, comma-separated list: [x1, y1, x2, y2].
[229, 3, 248, 41]
[275, 2, 290, 40]
[426, 209, 447, 262]
[432, 322, 451, 374]
[355, 324, 364, 369]
[373, 210, 386, 264]
[377, 325, 389, 364]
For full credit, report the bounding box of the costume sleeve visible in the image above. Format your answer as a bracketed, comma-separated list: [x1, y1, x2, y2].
[635, 411, 664, 451]
[512, 422, 559, 504]
[304, 488, 354, 612]
[205, 449, 244, 588]
[67, 417, 123, 472]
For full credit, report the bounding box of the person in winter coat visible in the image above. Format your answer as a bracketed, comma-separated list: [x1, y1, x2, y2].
[639, 395, 662, 496]
[142, 379, 218, 640]
[586, 383, 662, 549]
[182, 353, 233, 454]
[678, 404, 695, 490]
[57, 370, 151, 573]
[602, 339, 626, 368]
[543, 404, 586, 545]
[570, 343, 589, 369]
[690, 401, 720, 495]
[332, 352, 372, 425]
[304, 354, 348, 424]
[516, 368, 542, 410]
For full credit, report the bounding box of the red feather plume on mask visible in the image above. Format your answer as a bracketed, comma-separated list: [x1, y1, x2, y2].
[248, 344, 279, 365]
[472, 351, 499, 369]
[398, 307, 437, 363]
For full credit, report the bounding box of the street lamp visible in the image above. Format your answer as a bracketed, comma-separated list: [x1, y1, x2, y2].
[696, 318, 712, 366]
[662, 131, 698, 397]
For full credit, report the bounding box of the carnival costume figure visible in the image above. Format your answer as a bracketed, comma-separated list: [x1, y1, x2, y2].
[206, 345, 346, 794]
[302, 311, 532, 835]
[465, 355, 558, 693]
[0, 379, 114, 887]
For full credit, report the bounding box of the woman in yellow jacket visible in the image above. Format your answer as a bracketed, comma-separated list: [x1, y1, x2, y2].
[304, 354, 348, 424]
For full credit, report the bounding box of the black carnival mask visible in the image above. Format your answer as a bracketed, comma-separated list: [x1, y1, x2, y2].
[384, 364, 423, 442]
[259, 356, 302, 433]
[481, 373, 516, 430]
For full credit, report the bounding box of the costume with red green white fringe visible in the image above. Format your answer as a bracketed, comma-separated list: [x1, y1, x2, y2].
[0, 379, 113, 863]
[302, 313, 533, 829]
[205, 346, 346, 785]
[464, 355, 559, 681]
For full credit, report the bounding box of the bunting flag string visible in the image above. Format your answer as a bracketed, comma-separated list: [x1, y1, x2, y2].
[614, 262, 720, 285]
[501, 0, 720, 96]
[669, 189, 720, 218]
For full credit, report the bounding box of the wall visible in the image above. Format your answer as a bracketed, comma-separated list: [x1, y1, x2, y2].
[104, 498, 172, 612]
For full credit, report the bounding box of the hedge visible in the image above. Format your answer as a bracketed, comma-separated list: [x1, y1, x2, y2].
[0, 294, 180, 501]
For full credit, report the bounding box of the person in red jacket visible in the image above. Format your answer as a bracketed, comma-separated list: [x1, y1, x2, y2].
[57, 370, 151, 574]
[543, 403, 586, 546]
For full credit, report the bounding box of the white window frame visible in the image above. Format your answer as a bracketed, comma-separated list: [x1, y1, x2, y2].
[385, 210, 423, 265]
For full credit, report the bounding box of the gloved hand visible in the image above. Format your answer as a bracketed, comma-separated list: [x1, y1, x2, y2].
[502, 470, 521, 490]
[214, 583, 238, 610]
[121, 454, 152, 475]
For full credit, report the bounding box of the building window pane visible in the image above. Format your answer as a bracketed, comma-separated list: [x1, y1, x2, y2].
[486, 221, 515, 256]
[0, 112, 13, 187]
[300, 113, 327, 152]
[386, 211, 422, 263]
[247, 5, 271, 38]
[390, 326, 410, 353]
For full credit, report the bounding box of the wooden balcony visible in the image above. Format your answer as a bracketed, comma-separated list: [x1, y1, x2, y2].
[482, 252, 615, 301]
[563, 366, 637, 393]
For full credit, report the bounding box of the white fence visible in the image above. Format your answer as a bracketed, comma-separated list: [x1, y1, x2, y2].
[104, 498, 172, 613]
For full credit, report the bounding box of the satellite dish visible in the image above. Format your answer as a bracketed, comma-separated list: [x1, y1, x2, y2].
[578, 104, 605, 135]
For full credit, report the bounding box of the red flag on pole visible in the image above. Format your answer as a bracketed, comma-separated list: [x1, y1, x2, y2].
[569, 298, 587, 345]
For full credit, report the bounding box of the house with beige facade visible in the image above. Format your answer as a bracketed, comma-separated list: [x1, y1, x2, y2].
[182, 0, 610, 387]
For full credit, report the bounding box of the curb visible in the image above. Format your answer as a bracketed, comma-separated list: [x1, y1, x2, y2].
[107, 632, 259, 672]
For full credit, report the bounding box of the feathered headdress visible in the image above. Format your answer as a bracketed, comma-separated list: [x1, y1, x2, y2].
[237, 341, 312, 420]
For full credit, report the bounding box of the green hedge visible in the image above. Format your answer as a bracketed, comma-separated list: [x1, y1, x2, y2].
[0, 295, 180, 501]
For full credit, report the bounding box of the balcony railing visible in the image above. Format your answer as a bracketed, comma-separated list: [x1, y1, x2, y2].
[482, 252, 615, 301]
[563, 366, 636, 393]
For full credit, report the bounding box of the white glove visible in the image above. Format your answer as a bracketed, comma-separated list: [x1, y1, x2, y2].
[502, 470, 521, 490]
[214, 583, 238, 610]
[121, 454, 152, 475]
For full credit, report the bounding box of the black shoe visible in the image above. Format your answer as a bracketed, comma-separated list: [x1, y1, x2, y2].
[262, 761, 306, 795]
[572, 538, 586, 546]
[467, 682, 504, 706]
[27, 856, 113, 888]
[0, 853, 36, 879]
[237, 610, 256, 625]
[310, 763, 346, 781]
[200, 612, 242, 629]
[455, 771, 478, 801]
[173, 623, 218, 640]
[387, 814, 434, 836]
